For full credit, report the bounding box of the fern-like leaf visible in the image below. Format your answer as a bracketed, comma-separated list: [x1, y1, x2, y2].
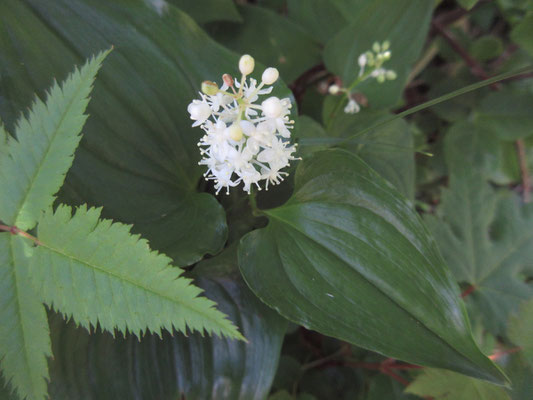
[0, 234, 51, 400]
[0, 49, 110, 231]
[0, 52, 109, 400]
[31, 205, 244, 341]
[0, 123, 8, 157]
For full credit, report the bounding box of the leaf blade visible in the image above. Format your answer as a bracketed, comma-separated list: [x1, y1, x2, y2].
[0, 234, 51, 400]
[0, 50, 109, 231]
[45, 247, 286, 399]
[31, 204, 243, 341]
[239, 149, 506, 384]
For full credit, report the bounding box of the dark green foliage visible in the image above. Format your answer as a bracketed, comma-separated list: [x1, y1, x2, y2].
[2, 0, 533, 399]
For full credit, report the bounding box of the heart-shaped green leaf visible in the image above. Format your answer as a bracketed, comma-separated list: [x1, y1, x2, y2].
[239, 149, 506, 384]
[0, 0, 245, 265]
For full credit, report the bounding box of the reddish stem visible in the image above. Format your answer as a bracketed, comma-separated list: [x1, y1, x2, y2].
[461, 284, 477, 298]
[0, 224, 41, 245]
[489, 347, 522, 360]
[381, 367, 411, 386]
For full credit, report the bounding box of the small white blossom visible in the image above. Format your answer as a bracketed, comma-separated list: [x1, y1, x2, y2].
[187, 101, 212, 127]
[344, 98, 360, 114]
[188, 55, 299, 194]
[328, 41, 397, 114]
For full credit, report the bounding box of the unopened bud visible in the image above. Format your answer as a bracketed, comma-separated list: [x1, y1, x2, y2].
[382, 41, 390, 51]
[385, 70, 397, 80]
[328, 84, 341, 95]
[223, 73, 234, 87]
[201, 80, 218, 95]
[372, 42, 381, 53]
[239, 54, 255, 76]
[228, 123, 243, 141]
[262, 67, 279, 85]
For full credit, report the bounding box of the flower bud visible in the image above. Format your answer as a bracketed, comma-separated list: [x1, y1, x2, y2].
[201, 80, 218, 95]
[385, 70, 397, 80]
[228, 123, 243, 141]
[262, 96, 283, 119]
[222, 73, 234, 87]
[372, 42, 381, 53]
[358, 54, 367, 68]
[262, 67, 279, 85]
[239, 54, 255, 76]
[328, 84, 340, 95]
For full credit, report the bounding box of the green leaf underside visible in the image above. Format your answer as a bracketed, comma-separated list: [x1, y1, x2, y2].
[0, 0, 247, 265]
[239, 149, 505, 384]
[0, 52, 108, 400]
[31, 205, 243, 340]
[46, 248, 286, 400]
[508, 299, 533, 365]
[426, 123, 533, 335]
[406, 368, 510, 400]
[0, 124, 8, 157]
[323, 0, 433, 108]
[0, 234, 51, 400]
[0, 50, 109, 231]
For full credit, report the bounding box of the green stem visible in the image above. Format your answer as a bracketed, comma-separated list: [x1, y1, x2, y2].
[248, 188, 261, 216]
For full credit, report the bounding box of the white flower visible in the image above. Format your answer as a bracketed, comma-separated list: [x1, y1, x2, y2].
[344, 98, 360, 114]
[330, 41, 397, 115]
[187, 101, 211, 127]
[188, 55, 299, 194]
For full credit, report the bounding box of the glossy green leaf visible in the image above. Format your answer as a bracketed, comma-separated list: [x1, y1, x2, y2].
[474, 89, 533, 140]
[239, 149, 506, 384]
[508, 299, 533, 365]
[323, 0, 433, 108]
[46, 247, 287, 400]
[167, 0, 242, 24]
[406, 368, 510, 400]
[426, 123, 533, 335]
[0, 0, 240, 265]
[324, 110, 415, 199]
[207, 4, 322, 83]
[286, 0, 349, 43]
[0, 235, 51, 400]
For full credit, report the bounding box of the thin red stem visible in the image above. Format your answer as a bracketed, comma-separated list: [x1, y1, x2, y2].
[0, 224, 41, 245]
[461, 284, 477, 298]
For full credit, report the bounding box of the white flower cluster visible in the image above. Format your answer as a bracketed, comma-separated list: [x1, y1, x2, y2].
[188, 55, 298, 195]
[328, 41, 397, 114]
